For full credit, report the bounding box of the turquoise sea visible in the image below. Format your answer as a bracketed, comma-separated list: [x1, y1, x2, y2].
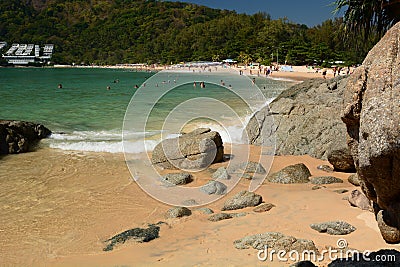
[0, 67, 293, 153]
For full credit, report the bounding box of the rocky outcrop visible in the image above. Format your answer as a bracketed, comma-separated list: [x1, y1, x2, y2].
[341, 22, 400, 243]
[245, 76, 349, 160]
[151, 128, 224, 170]
[0, 120, 51, 154]
[327, 147, 356, 172]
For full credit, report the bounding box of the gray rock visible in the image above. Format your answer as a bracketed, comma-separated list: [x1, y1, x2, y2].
[229, 161, 266, 174]
[312, 185, 326, 190]
[151, 128, 224, 170]
[310, 221, 356, 235]
[234, 232, 318, 253]
[240, 173, 254, 180]
[327, 147, 356, 172]
[253, 203, 275, 213]
[222, 190, 262, 211]
[245, 75, 349, 160]
[166, 207, 192, 218]
[196, 207, 214, 214]
[317, 164, 334, 173]
[208, 213, 234, 222]
[341, 22, 400, 243]
[334, 189, 349, 194]
[103, 223, 161, 251]
[161, 173, 192, 186]
[310, 176, 343, 185]
[267, 163, 311, 184]
[347, 173, 360, 186]
[0, 120, 51, 154]
[212, 167, 230, 180]
[182, 199, 198, 206]
[200, 180, 227, 195]
[348, 189, 371, 211]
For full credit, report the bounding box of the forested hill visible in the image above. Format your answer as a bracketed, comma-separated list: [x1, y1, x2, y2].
[0, 0, 375, 65]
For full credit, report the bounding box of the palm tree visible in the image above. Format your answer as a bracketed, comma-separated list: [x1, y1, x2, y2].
[333, 0, 400, 37]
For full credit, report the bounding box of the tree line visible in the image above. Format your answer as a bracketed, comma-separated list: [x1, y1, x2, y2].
[0, 0, 386, 66]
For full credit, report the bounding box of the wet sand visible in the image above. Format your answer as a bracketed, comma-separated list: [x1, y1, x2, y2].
[0, 147, 398, 266]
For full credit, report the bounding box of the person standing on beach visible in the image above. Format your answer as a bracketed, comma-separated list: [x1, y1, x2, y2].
[322, 69, 327, 79]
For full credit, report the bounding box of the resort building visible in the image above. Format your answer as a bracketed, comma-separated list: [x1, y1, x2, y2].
[1, 43, 54, 65]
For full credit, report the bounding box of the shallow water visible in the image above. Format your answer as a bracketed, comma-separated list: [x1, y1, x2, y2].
[0, 67, 293, 153]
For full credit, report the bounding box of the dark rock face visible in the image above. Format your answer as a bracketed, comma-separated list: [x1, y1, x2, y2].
[151, 128, 224, 170]
[0, 120, 51, 154]
[310, 221, 356, 235]
[267, 163, 311, 184]
[341, 22, 400, 243]
[234, 232, 318, 253]
[103, 223, 161, 251]
[245, 76, 349, 160]
[327, 147, 356, 172]
[221, 191, 262, 211]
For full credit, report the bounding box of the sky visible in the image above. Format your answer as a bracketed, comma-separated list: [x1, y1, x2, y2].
[168, 0, 345, 27]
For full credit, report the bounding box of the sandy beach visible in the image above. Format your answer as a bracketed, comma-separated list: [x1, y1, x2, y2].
[0, 145, 398, 266]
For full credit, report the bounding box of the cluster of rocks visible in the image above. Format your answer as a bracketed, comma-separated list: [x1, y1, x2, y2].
[0, 120, 51, 154]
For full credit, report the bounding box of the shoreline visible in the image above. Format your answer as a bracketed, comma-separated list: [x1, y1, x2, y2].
[0, 147, 398, 266]
[5, 63, 343, 83]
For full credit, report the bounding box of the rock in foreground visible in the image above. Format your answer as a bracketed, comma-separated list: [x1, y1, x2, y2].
[151, 128, 224, 170]
[0, 120, 51, 154]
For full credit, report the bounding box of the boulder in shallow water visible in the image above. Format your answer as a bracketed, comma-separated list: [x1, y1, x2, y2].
[151, 128, 224, 170]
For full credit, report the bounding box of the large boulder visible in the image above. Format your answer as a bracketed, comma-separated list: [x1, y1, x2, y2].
[341, 22, 400, 243]
[342, 23, 400, 243]
[0, 120, 51, 154]
[245, 76, 349, 160]
[151, 128, 224, 170]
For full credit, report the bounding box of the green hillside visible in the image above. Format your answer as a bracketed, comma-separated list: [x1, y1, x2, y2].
[0, 0, 377, 65]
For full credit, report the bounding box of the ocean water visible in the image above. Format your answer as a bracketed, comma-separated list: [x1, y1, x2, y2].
[0, 67, 293, 153]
